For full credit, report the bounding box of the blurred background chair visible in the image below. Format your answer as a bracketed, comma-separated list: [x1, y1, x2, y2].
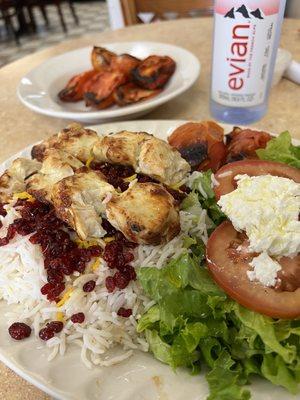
[0, 0, 21, 44]
[25, 0, 79, 33]
[0, 0, 107, 68]
[108, 0, 213, 28]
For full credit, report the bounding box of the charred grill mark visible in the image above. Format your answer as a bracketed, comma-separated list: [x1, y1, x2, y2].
[179, 142, 208, 168]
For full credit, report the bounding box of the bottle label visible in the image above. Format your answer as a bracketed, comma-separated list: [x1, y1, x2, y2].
[211, 0, 280, 107]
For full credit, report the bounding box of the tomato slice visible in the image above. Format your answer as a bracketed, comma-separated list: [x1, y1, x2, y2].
[214, 159, 300, 200]
[206, 221, 300, 319]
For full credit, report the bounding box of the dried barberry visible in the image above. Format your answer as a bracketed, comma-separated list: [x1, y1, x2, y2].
[83, 280, 96, 292]
[8, 322, 31, 340]
[71, 313, 85, 323]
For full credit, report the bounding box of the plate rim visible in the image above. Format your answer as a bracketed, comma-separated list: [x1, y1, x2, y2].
[0, 119, 299, 400]
[17, 42, 201, 120]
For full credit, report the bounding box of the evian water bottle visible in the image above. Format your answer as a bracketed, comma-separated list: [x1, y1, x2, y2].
[210, 0, 286, 124]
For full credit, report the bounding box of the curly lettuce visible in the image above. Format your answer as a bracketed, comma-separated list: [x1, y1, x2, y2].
[137, 253, 300, 400]
[256, 131, 300, 168]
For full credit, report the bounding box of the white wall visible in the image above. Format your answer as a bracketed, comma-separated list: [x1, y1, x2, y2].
[107, 0, 126, 29]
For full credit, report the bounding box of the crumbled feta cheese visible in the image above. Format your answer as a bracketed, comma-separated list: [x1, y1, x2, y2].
[217, 174, 300, 257]
[247, 252, 282, 287]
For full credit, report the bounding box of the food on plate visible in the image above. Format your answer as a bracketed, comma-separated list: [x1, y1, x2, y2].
[31, 123, 99, 162]
[91, 46, 117, 72]
[0, 158, 41, 202]
[257, 130, 300, 168]
[213, 159, 300, 199]
[113, 82, 161, 106]
[207, 208, 300, 319]
[7, 125, 188, 242]
[52, 170, 116, 239]
[27, 149, 84, 202]
[91, 46, 140, 76]
[58, 70, 97, 102]
[226, 126, 272, 162]
[168, 121, 227, 171]
[83, 71, 126, 109]
[106, 182, 180, 245]
[93, 130, 191, 185]
[131, 55, 176, 90]
[58, 46, 176, 110]
[0, 122, 300, 399]
[110, 53, 140, 77]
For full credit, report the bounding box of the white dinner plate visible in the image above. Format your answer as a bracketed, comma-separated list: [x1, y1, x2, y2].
[0, 120, 298, 400]
[17, 42, 201, 124]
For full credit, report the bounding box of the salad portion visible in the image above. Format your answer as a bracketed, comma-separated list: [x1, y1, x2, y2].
[138, 125, 300, 400]
[0, 120, 299, 400]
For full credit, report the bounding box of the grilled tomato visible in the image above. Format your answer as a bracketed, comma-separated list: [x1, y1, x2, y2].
[132, 55, 176, 90]
[114, 82, 161, 106]
[226, 127, 272, 162]
[168, 121, 227, 171]
[84, 71, 127, 109]
[58, 70, 98, 102]
[91, 46, 116, 72]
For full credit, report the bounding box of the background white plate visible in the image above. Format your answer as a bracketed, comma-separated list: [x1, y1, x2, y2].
[0, 120, 298, 400]
[17, 43, 201, 124]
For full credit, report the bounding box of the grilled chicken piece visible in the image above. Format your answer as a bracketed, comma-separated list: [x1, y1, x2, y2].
[114, 82, 161, 106]
[31, 124, 100, 163]
[52, 170, 116, 240]
[93, 131, 151, 169]
[0, 158, 42, 202]
[93, 131, 190, 185]
[26, 149, 83, 202]
[58, 70, 98, 102]
[84, 71, 126, 109]
[137, 136, 190, 185]
[91, 46, 117, 72]
[106, 182, 180, 245]
[132, 55, 176, 90]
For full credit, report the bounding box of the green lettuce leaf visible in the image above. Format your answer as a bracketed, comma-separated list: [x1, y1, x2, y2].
[256, 131, 300, 168]
[138, 253, 300, 399]
[232, 304, 296, 364]
[261, 354, 299, 394]
[187, 170, 226, 225]
[206, 350, 251, 400]
[145, 329, 172, 364]
[136, 305, 160, 333]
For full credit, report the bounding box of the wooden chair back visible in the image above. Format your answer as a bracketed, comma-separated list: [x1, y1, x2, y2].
[120, 0, 214, 26]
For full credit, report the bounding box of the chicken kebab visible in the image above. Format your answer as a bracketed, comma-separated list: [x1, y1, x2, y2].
[0, 124, 190, 245]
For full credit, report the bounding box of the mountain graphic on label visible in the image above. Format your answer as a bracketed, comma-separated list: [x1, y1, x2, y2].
[251, 8, 264, 19]
[236, 5, 250, 18]
[224, 7, 235, 18]
[224, 5, 264, 20]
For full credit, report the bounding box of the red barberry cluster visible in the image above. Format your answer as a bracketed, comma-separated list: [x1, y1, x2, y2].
[39, 320, 64, 341]
[0, 200, 101, 302]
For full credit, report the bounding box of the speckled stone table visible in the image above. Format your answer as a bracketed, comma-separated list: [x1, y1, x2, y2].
[0, 17, 299, 400]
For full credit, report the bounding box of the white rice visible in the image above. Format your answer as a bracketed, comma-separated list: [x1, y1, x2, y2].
[0, 174, 211, 368]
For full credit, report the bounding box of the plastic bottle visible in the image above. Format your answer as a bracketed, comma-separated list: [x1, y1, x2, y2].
[210, 0, 287, 124]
